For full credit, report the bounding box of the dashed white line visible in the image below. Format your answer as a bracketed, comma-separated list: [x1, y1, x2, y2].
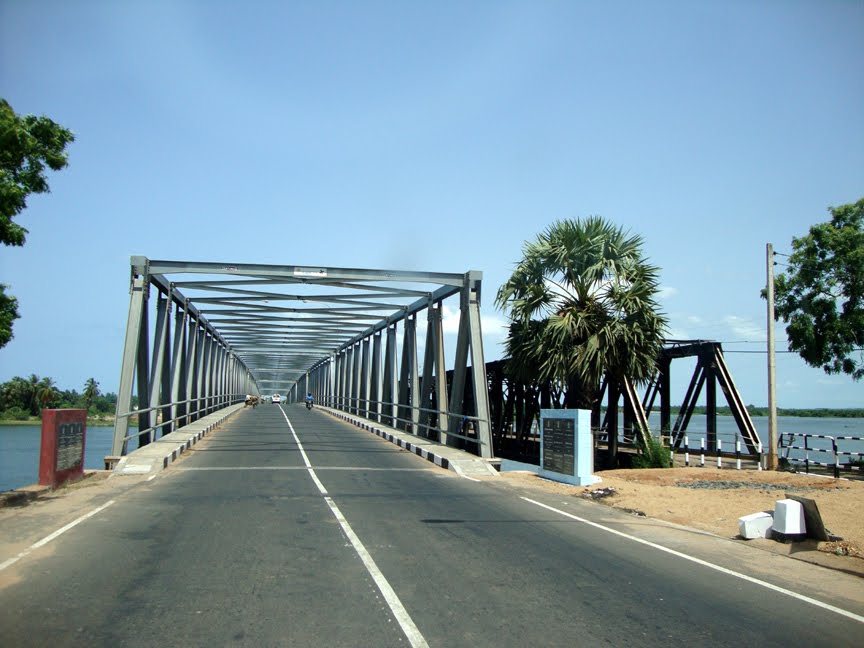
[521, 496, 864, 625]
[0, 500, 116, 572]
[277, 407, 429, 647]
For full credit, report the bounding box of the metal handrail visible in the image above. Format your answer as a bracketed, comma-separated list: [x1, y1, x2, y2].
[321, 395, 489, 449]
[779, 431, 864, 478]
[120, 393, 247, 444]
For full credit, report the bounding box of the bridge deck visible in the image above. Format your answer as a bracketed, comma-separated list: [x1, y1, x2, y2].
[1, 406, 862, 646]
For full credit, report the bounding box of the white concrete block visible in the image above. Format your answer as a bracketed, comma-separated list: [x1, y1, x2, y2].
[773, 499, 807, 535]
[738, 511, 774, 539]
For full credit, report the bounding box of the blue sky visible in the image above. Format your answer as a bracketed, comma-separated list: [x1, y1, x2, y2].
[1, 1, 862, 408]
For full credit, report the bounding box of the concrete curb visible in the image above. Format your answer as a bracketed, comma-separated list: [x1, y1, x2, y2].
[113, 403, 246, 476]
[319, 407, 498, 477]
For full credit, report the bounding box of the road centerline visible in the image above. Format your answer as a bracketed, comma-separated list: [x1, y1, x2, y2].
[277, 406, 430, 648]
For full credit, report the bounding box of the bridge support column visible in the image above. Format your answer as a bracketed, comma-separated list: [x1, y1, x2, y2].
[398, 316, 418, 432]
[170, 306, 188, 434]
[369, 335, 382, 422]
[113, 271, 147, 456]
[148, 293, 171, 442]
[382, 325, 397, 426]
[360, 338, 371, 418]
[446, 272, 493, 458]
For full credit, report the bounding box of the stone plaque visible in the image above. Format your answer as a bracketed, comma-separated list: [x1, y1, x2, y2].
[542, 417, 575, 475]
[539, 409, 597, 486]
[57, 422, 85, 471]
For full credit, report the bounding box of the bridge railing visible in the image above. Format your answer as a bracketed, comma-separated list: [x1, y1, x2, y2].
[115, 392, 249, 448]
[779, 432, 864, 478]
[322, 395, 490, 456]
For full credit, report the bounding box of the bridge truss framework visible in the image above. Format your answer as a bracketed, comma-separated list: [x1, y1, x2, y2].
[112, 257, 493, 458]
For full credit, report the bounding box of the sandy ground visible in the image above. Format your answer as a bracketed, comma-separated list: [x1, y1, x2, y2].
[499, 467, 864, 561]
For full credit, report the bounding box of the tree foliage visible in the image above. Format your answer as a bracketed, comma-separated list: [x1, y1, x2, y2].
[495, 217, 668, 409]
[0, 99, 74, 247]
[772, 198, 864, 380]
[0, 284, 19, 348]
[0, 374, 117, 419]
[84, 377, 100, 410]
[0, 99, 74, 348]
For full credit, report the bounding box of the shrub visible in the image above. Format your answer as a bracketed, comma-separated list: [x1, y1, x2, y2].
[631, 433, 671, 469]
[0, 406, 30, 421]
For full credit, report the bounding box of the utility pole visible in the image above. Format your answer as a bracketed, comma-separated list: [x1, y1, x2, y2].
[766, 243, 778, 470]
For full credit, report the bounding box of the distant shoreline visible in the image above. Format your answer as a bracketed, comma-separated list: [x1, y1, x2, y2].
[0, 418, 117, 427]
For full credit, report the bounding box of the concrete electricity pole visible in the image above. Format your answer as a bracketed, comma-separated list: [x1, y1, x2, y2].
[766, 243, 779, 470]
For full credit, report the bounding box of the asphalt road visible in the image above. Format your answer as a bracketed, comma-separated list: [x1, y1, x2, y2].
[1, 405, 862, 647]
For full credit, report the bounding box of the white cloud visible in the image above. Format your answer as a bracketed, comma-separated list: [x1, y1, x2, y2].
[658, 286, 678, 300]
[816, 377, 844, 386]
[439, 304, 508, 338]
[665, 327, 691, 340]
[722, 315, 764, 341]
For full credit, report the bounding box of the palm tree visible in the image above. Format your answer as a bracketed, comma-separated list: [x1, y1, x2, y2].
[26, 373, 41, 416]
[495, 217, 667, 410]
[36, 377, 58, 412]
[83, 377, 99, 411]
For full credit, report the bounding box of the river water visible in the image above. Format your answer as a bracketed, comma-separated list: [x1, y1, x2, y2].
[0, 425, 137, 492]
[1, 417, 862, 492]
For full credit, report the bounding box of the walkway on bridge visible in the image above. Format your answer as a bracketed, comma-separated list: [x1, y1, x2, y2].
[2, 405, 862, 647]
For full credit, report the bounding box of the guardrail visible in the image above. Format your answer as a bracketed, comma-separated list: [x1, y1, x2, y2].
[116, 393, 248, 447]
[779, 432, 864, 478]
[322, 395, 490, 454]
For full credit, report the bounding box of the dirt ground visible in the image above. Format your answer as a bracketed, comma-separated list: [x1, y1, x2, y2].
[499, 467, 864, 561]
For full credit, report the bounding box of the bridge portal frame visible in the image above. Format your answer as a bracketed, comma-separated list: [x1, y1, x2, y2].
[112, 257, 494, 459]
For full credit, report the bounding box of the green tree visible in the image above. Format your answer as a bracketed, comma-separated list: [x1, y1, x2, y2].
[83, 377, 100, 411]
[0, 375, 33, 414]
[0, 284, 19, 348]
[36, 376, 59, 411]
[0, 98, 74, 348]
[495, 217, 668, 410]
[25, 373, 41, 416]
[772, 198, 864, 380]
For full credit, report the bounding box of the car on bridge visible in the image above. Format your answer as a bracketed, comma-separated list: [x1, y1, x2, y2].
[271, 393, 281, 404]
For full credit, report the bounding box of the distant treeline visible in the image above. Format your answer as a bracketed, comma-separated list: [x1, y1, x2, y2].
[674, 406, 864, 419]
[0, 374, 125, 421]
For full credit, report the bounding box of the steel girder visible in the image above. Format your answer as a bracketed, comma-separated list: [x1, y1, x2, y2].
[112, 257, 494, 458]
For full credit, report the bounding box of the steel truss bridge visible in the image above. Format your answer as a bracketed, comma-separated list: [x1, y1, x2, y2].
[112, 257, 493, 458]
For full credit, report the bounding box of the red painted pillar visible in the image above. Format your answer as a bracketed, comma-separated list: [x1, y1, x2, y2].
[39, 409, 87, 488]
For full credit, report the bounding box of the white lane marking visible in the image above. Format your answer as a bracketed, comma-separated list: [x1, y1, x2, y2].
[323, 495, 429, 648]
[0, 500, 116, 572]
[278, 407, 429, 648]
[278, 407, 328, 494]
[522, 497, 864, 625]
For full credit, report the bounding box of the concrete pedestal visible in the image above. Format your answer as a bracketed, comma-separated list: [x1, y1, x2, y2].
[738, 511, 774, 539]
[773, 499, 806, 535]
